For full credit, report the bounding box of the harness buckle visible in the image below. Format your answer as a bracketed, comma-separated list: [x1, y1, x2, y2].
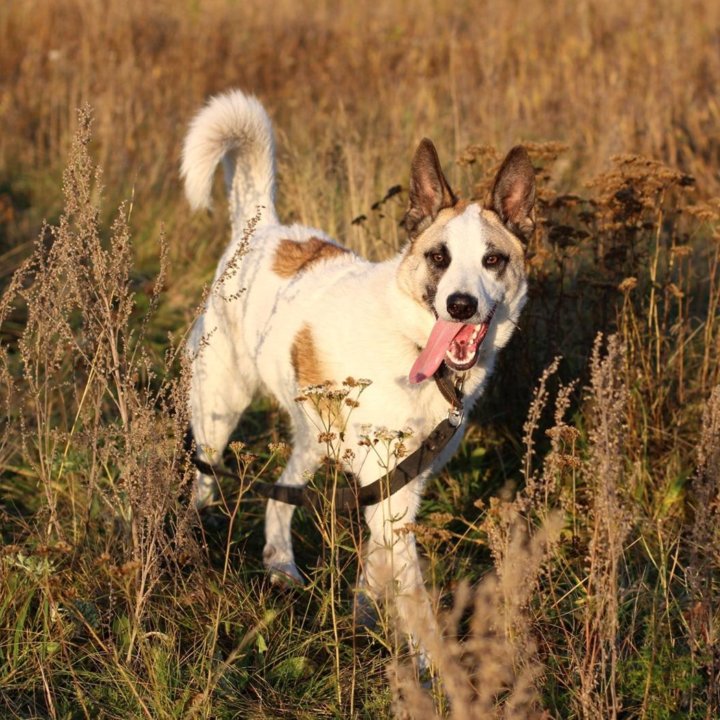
[448, 406, 463, 427]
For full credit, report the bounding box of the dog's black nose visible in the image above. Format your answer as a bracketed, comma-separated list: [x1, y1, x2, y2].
[446, 293, 478, 321]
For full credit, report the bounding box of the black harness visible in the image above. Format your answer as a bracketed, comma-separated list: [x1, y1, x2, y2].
[186, 364, 464, 511]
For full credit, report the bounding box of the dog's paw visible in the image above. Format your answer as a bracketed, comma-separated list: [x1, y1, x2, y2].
[267, 562, 305, 588]
[263, 545, 304, 588]
[193, 474, 218, 510]
[408, 636, 433, 682]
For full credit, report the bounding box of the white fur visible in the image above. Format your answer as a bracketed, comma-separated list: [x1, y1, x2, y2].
[181, 90, 278, 228]
[182, 90, 529, 660]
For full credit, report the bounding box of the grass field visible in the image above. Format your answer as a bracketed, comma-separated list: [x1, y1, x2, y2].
[1, 0, 720, 717]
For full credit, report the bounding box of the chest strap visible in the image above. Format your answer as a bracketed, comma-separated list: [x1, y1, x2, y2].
[187, 365, 464, 511]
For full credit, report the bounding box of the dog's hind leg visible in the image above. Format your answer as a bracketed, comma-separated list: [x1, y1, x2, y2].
[263, 427, 322, 586]
[189, 325, 258, 508]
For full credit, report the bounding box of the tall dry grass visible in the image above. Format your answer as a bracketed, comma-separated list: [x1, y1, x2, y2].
[2, 1, 719, 272]
[1, 1, 720, 717]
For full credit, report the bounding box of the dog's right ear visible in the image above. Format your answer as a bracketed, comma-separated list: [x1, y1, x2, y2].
[402, 138, 457, 239]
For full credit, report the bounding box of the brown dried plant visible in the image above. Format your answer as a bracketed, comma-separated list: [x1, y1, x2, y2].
[1, 106, 196, 673]
[389, 513, 562, 720]
[576, 334, 632, 718]
[688, 385, 720, 712]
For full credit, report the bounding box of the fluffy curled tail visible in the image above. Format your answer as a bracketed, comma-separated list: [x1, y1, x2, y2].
[181, 90, 278, 228]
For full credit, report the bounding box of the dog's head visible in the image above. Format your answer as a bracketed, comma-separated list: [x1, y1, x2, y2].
[398, 139, 535, 383]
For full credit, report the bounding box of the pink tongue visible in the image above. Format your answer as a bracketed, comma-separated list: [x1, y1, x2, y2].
[409, 319, 465, 384]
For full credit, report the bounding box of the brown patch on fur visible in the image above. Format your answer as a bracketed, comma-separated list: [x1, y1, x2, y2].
[291, 324, 325, 387]
[273, 237, 349, 278]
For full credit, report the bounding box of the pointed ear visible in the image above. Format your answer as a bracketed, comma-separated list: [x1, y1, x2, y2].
[490, 146, 536, 242]
[402, 138, 457, 239]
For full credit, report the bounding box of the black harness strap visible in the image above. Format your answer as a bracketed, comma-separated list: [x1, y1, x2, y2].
[187, 366, 464, 511]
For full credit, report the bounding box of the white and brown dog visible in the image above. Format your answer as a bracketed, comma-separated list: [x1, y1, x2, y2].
[182, 90, 534, 645]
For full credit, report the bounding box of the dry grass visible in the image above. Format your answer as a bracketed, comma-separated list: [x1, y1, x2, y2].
[1, 1, 720, 717]
[2, 0, 719, 270]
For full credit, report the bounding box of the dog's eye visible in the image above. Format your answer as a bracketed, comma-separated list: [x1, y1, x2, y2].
[426, 246, 450, 269]
[483, 253, 507, 269]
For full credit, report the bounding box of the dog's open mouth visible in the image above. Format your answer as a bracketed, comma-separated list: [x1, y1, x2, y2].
[409, 306, 496, 384]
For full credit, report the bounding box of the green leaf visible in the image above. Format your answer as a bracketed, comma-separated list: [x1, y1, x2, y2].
[255, 633, 267, 654]
[269, 656, 314, 684]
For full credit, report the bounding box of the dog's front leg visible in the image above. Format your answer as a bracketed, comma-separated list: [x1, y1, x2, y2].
[361, 483, 437, 669]
[263, 437, 322, 586]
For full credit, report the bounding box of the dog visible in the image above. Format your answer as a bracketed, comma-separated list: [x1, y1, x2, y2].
[181, 90, 534, 653]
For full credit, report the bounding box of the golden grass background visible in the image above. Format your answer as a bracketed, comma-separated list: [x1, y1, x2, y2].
[1, 1, 720, 718]
[3, 0, 719, 267]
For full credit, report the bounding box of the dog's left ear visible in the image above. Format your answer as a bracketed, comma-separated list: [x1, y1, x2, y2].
[403, 138, 457, 239]
[490, 146, 536, 243]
